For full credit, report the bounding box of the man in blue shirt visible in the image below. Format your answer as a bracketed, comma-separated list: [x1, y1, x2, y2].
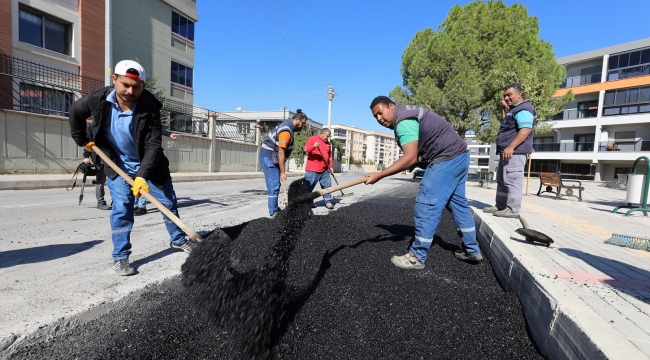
[69, 60, 196, 276]
[484, 83, 535, 219]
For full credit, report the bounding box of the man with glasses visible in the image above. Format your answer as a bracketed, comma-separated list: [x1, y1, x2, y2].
[258, 109, 308, 217]
[303, 128, 334, 209]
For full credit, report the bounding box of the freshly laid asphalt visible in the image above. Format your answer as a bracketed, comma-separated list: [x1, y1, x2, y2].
[6, 182, 542, 359]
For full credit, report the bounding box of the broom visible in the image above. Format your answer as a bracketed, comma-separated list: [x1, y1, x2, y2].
[604, 233, 650, 252]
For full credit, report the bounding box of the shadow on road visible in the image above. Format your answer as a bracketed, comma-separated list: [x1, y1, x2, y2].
[0, 240, 103, 268]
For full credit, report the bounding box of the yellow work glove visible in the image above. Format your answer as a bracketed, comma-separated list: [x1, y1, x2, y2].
[84, 141, 95, 152]
[131, 177, 149, 197]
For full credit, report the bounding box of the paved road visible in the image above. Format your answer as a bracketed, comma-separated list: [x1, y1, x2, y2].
[5, 179, 541, 359]
[0, 172, 400, 351]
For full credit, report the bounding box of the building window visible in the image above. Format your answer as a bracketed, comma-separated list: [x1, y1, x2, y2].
[603, 86, 650, 116]
[20, 83, 73, 116]
[478, 158, 489, 166]
[607, 48, 650, 80]
[172, 11, 194, 42]
[334, 129, 347, 137]
[171, 61, 193, 88]
[478, 147, 490, 155]
[577, 101, 598, 118]
[19, 7, 71, 55]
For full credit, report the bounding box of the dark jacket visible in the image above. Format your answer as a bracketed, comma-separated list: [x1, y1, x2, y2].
[496, 100, 536, 155]
[393, 105, 468, 163]
[69, 86, 170, 186]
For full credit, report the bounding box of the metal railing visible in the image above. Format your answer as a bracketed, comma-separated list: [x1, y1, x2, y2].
[555, 108, 598, 120]
[162, 98, 256, 143]
[607, 65, 650, 81]
[533, 142, 595, 152]
[597, 140, 650, 152]
[0, 53, 104, 116]
[559, 73, 601, 88]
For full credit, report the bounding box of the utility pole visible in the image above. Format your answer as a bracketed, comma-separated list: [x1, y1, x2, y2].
[327, 86, 336, 171]
[282, 106, 287, 120]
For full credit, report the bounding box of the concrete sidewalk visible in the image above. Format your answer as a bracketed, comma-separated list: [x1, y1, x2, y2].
[467, 178, 650, 359]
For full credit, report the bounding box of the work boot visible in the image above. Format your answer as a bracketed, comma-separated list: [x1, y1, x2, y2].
[482, 206, 502, 214]
[97, 201, 112, 210]
[454, 250, 483, 264]
[325, 201, 334, 210]
[493, 209, 520, 219]
[134, 207, 147, 216]
[390, 251, 424, 270]
[114, 259, 135, 276]
[170, 239, 197, 254]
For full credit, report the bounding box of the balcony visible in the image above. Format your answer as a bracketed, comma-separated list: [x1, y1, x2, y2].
[533, 142, 595, 152]
[607, 65, 650, 81]
[597, 140, 650, 152]
[553, 108, 597, 120]
[559, 73, 601, 88]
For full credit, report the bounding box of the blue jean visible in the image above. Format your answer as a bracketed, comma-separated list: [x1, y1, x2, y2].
[259, 154, 281, 215]
[410, 151, 480, 263]
[106, 176, 186, 260]
[135, 196, 147, 208]
[304, 170, 332, 201]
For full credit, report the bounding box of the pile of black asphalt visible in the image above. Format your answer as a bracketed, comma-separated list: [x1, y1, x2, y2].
[7, 182, 543, 359]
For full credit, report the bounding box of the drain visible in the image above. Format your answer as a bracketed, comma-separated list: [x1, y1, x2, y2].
[240, 189, 268, 195]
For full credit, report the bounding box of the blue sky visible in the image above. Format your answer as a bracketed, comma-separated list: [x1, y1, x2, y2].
[193, 0, 650, 133]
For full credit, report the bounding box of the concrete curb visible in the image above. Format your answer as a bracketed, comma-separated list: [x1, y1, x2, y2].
[471, 208, 647, 360]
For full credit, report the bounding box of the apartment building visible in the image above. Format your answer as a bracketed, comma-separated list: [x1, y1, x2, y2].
[1, 0, 198, 115]
[330, 124, 400, 167]
[110, 0, 197, 105]
[0, 0, 105, 114]
[465, 134, 499, 176]
[219, 108, 323, 136]
[536, 38, 650, 181]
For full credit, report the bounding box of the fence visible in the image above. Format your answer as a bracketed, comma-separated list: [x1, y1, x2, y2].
[162, 98, 257, 144]
[0, 54, 104, 117]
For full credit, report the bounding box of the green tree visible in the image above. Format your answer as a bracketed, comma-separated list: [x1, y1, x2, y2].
[290, 126, 311, 168]
[390, 0, 573, 142]
[135, 55, 170, 126]
[331, 139, 344, 161]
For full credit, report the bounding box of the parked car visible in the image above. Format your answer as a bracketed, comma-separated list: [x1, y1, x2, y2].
[412, 167, 425, 179]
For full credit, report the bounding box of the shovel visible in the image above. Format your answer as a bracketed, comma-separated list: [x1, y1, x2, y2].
[316, 146, 351, 197]
[91, 145, 204, 243]
[292, 177, 368, 205]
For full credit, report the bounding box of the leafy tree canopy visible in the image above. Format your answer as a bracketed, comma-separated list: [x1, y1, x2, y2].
[389, 0, 573, 142]
[290, 125, 311, 168]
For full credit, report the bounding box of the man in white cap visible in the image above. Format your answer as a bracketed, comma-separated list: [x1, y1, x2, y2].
[69, 60, 197, 276]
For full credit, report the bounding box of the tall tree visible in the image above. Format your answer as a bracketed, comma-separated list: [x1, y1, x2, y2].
[390, 0, 573, 142]
[290, 126, 311, 168]
[135, 55, 170, 126]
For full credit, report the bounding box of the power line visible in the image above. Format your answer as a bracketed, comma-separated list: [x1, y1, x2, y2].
[270, 0, 327, 86]
[238, 0, 318, 88]
[280, 0, 329, 85]
[254, 0, 325, 87]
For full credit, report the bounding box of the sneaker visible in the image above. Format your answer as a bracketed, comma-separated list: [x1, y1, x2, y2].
[454, 250, 483, 264]
[325, 201, 334, 210]
[270, 208, 283, 218]
[134, 207, 147, 216]
[493, 209, 520, 219]
[114, 259, 135, 276]
[97, 201, 112, 210]
[170, 240, 197, 254]
[482, 206, 502, 214]
[310, 203, 317, 209]
[390, 251, 425, 269]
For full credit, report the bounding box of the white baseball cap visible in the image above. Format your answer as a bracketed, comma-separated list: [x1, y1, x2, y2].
[114, 60, 147, 82]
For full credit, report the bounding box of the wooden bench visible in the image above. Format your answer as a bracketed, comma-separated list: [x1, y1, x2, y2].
[537, 172, 585, 201]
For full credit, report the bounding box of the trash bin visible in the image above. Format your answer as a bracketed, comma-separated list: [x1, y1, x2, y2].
[626, 174, 649, 204]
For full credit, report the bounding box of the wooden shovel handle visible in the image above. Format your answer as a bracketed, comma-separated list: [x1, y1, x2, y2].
[92, 145, 204, 243]
[315, 177, 367, 197]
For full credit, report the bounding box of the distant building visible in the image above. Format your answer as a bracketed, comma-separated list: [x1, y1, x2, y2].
[464, 134, 498, 176]
[330, 124, 400, 167]
[218, 108, 323, 137]
[542, 37, 650, 181]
